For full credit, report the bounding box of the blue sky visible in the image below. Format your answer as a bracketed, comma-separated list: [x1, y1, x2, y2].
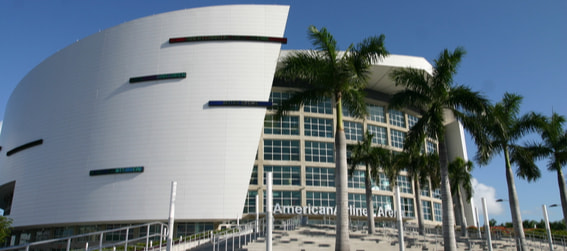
[1, 1, 566, 225]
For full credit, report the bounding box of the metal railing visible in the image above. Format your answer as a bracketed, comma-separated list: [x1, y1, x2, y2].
[0, 222, 167, 251]
[1, 215, 305, 251]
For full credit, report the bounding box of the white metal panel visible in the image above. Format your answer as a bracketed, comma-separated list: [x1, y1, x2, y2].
[0, 5, 289, 227]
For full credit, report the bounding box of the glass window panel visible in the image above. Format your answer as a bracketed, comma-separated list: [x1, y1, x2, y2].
[401, 197, 415, 218]
[306, 192, 336, 207]
[264, 190, 301, 211]
[344, 121, 363, 141]
[390, 129, 406, 149]
[304, 98, 332, 114]
[367, 104, 386, 123]
[304, 117, 333, 138]
[243, 191, 258, 213]
[434, 202, 442, 222]
[427, 141, 437, 154]
[389, 109, 406, 128]
[263, 140, 300, 161]
[408, 114, 419, 129]
[367, 125, 388, 145]
[420, 182, 430, 197]
[305, 141, 334, 163]
[397, 175, 413, 194]
[422, 201, 433, 220]
[250, 166, 258, 185]
[306, 167, 335, 187]
[268, 92, 299, 111]
[264, 166, 301, 186]
[264, 115, 299, 135]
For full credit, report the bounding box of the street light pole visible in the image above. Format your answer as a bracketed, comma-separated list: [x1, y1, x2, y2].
[543, 204, 558, 251]
[482, 198, 493, 251]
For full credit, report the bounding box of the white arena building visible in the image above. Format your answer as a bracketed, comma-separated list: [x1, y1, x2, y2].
[0, 4, 475, 244]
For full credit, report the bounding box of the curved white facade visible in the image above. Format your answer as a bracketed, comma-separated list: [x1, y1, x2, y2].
[0, 5, 289, 227]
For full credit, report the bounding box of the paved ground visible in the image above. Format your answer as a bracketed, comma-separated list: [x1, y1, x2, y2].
[240, 225, 553, 251]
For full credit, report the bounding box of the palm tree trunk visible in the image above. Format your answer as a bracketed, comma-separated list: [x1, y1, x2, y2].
[556, 168, 567, 225]
[335, 95, 351, 251]
[504, 147, 527, 251]
[365, 166, 375, 235]
[456, 188, 468, 237]
[439, 138, 457, 251]
[414, 178, 425, 235]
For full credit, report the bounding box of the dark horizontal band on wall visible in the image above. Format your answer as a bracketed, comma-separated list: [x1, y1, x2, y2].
[169, 35, 287, 44]
[129, 72, 186, 83]
[208, 100, 272, 107]
[90, 166, 144, 176]
[7, 139, 43, 156]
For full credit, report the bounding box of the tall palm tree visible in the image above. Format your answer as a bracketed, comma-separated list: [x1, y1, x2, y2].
[524, 112, 567, 224]
[466, 93, 543, 251]
[348, 131, 390, 235]
[388, 47, 489, 251]
[378, 149, 407, 251]
[275, 25, 388, 251]
[397, 146, 440, 235]
[448, 157, 474, 237]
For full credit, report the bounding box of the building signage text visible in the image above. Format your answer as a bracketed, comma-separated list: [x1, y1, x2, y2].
[273, 203, 396, 218]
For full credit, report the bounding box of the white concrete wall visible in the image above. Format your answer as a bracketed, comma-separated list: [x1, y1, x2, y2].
[0, 5, 289, 227]
[445, 120, 476, 227]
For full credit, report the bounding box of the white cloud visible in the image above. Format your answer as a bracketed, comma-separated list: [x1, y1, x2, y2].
[472, 178, 504, 218]
[0, 120, 2, 136]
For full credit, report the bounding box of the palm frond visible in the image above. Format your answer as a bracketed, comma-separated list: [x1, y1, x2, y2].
[448, 157, 474, 201]
[389, 89, 431, 112]
[274, 87, 330, 120]
[342, 88, 368, 119]
[307, 25, 337, 62]
[390, 68, 431, 96]
[432, 47, 466, 90]
[510, 145, 541, 182]
[348, 34, 389, 79]
[447, 85, 489, 115]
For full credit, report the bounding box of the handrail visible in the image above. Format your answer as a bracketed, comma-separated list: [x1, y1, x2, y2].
[1, 217, 291, 251]
[0, 221, 168, 251]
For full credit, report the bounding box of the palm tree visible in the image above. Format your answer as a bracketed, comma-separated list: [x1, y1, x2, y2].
[348, 131, 390, 235]
[275, 25, 388, 251]
[397, 146, 440, 235]
[524, 112, 567, 224]
[388, 47, 489, 251]
[466, 93, 543, 251]
[448, 157, 474, 237]
[378, 149, 407, 251]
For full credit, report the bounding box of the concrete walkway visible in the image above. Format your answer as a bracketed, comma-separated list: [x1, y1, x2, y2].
[241, 225, 549, 251]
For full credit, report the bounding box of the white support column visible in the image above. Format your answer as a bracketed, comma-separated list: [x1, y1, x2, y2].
[266, 172, 273, 251]
[482, 198, 493, 251]
[167, 181, 177, 251]
[543, 205, 554, 251]
[475, 207, 482, 238]
[255, 194, 259, 235]
[395, 186, 405, 251]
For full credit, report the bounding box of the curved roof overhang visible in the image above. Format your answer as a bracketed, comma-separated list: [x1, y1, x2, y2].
[277, 50, 457, 124]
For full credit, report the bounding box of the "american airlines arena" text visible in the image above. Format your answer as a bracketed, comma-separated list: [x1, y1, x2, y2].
[273, 203, 397, 218]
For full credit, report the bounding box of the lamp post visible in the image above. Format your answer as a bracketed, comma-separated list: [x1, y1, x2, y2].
[543, 204, 558, 251]
[482, 198, 493, 251]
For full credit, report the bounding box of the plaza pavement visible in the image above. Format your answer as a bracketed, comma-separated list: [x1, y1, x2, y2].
[240, 225, 542, 251]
